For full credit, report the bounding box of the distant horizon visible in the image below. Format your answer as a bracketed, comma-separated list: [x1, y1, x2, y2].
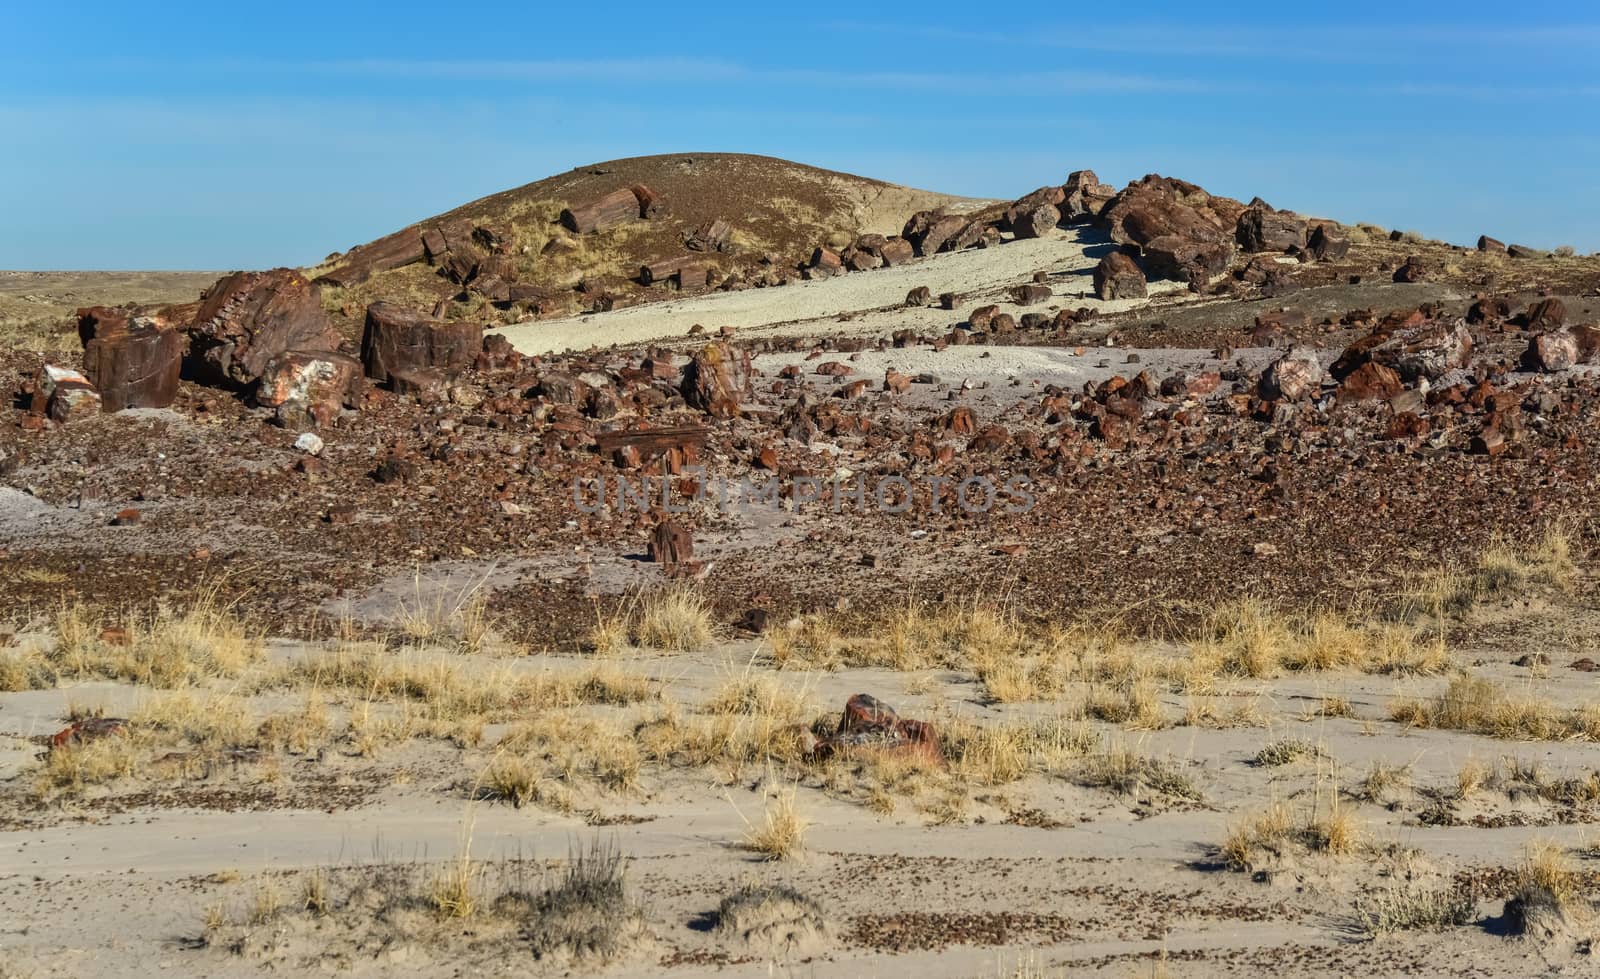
[2, 150, 1590, 273]
[5, 2, 1598, 268]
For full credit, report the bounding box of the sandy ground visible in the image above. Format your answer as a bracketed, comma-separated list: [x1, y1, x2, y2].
[6, 563, 1600, 979]
[497, 227, 1190, 356]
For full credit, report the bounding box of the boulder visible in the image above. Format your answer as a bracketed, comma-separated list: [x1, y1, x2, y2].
[1507, 244, 1550, 260]
[314, 227, 427, 287]
[1393, 256, 1427, 283]
[1523, 298, 1566, 331]
[1061, 169, 1116, 221]
[1094, 252, 1147, 300]
[1336, 361, 1403, 401]
[1477, 235, 1507, 254]
[903, 212, 968, 256]
[1236, 206, 1308, 253]
[1259, 346, 1324, 400]
[1333, 320, 1474, 382]
[187, 269, 340, 386]
[681, 342, 752, 418]
[256, 350, 364, 428]
[360, 301, 480, 384]
[809, 693, 942, 768]
[1527, 326, 1600, 372]
[1304, 224, 1350, 262]
[78, 308, 182, 411]
[686, 219, 731, 252]
[1009, 203, 1061, 240]
[878, 237, 914, 267]
[34, 365, 101, 423]
[1142, 235, 1233, 280]
[1011, 283, 1052, 305]
[1098, 175, 1242, 247]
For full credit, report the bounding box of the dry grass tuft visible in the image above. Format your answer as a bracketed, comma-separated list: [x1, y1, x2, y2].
[633, 586, 715, 652]
[1352, 885, 1476, 936]
[742, 785, 808, 860]
[715, 883, 831, 954]
[525, 840, 649, 965]
[1253, 737, 1324, 767]
[1391, 675, 1595, 741]
[1221, 790, 1361, 871]
[396, 571, 493, 653]
[765, 615, 844, 671]
[46, 592, 262, 688]
[1078, 745, 1201, 801]
[34, 733, 140, 798]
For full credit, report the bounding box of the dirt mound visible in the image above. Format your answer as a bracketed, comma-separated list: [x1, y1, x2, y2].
[309, 153, 979, 327]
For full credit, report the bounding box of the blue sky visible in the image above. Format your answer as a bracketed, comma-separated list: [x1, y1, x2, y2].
[4, 1, 1598, 269]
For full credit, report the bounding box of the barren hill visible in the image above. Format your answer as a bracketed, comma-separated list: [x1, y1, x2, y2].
[310, 153, 984, 329]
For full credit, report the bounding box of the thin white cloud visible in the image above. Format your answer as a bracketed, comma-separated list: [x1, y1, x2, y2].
[827, 19, 1600, 63]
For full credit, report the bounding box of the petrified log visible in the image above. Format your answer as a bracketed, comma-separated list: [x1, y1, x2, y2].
[561, 188, 646, 234]
[315, 228, 427, 286]
[649, 520, 693, 567]
[188, 269, 340, 386]
[686, 219, 731, 252]
[79, 310, 182, 411]
[681, 342, 752, 418]
[360, 301, 480, 384]
[1094, 252, 1147, 300]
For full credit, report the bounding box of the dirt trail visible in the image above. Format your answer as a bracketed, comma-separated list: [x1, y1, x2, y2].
[497, 227, 1190, 355]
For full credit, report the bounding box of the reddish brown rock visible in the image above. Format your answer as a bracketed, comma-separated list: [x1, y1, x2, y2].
[649, 520, 693, 567]
[681, 342, 752, 418]
[50, 716, 129, 750]
[810, 247, 844, 274]
[390, 367, 451, 404]
[884, 369, 912, 394]
[1011, 283, 1052, 305]
[1304, 224, 1350, 262]
[942, 406, 977, 435]
[1523, 299, 1567, 331]
[188, 269, 340, 386]
[1259, 346, 1325, 401]
[904, 212, 968, 256]
[1061, 169, 1116, 221]
[361, 301, 480, 384]
[33, 365, 101, 423]
[878, 237, 915, 266]
[685, 218, 731, 252]
[1236, 205, 1308, 253]
[1527, 326, 1600, 372]
[1093, 252, 1147, 300]
[1142, 235, 1233, 281]
[1393, 256, 1427, 283]
[810, 693, 942, 768]
[1098, 175, 1242, 247]
[560, 187, 648, 234]
[257, 350, 364, 429]
[1337, 361, 1404, 402]
[1010, 203, 1061, 240]
[1333, 320, 1473, 382]
[315, 227, 428, 287]
[78, 310, 182, 411]
[1477, 235, 1507, 253]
